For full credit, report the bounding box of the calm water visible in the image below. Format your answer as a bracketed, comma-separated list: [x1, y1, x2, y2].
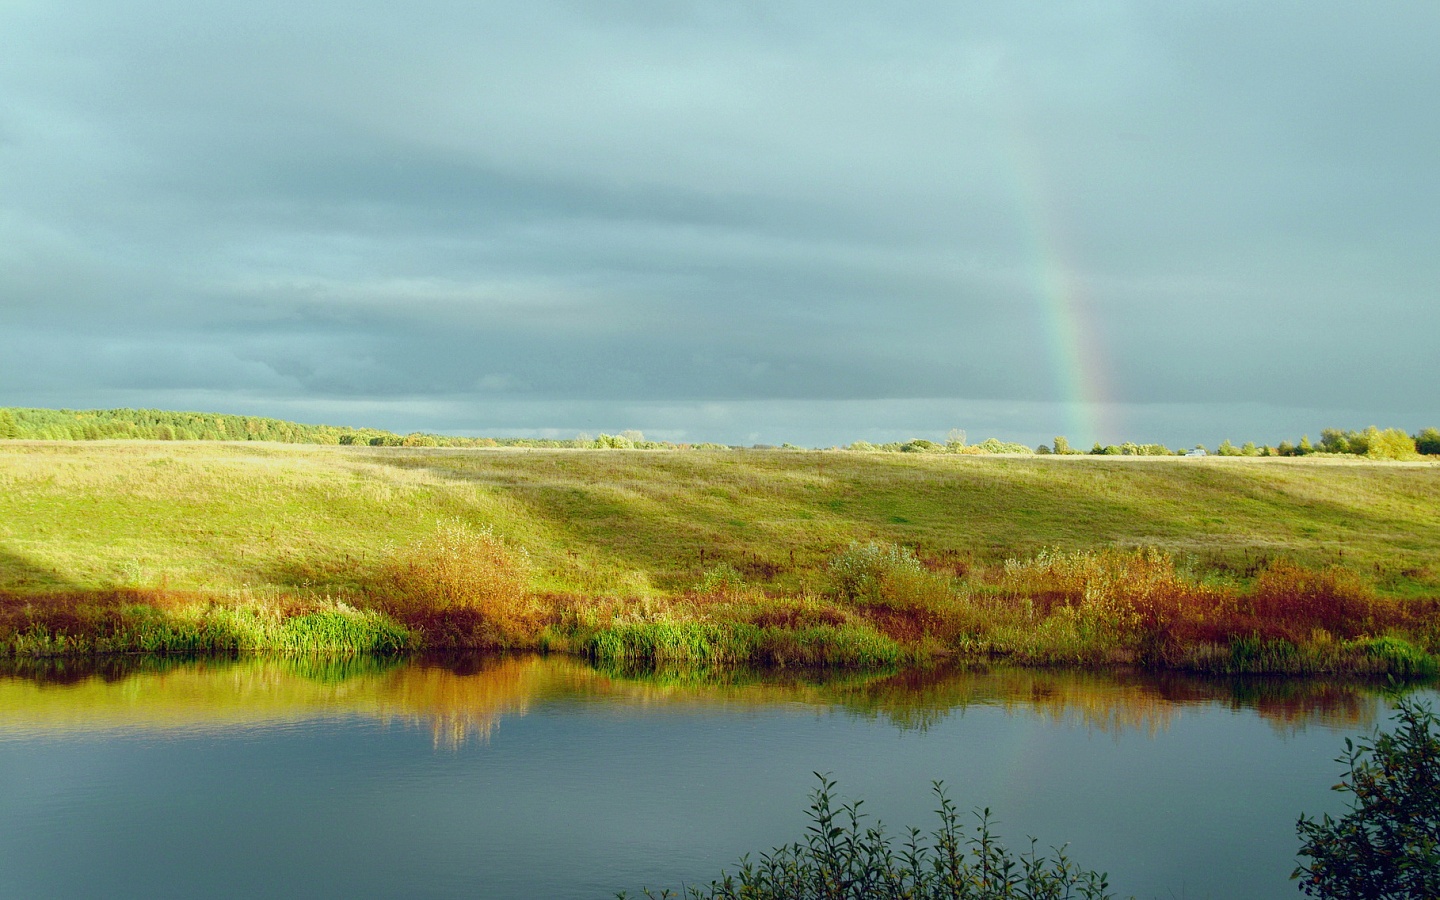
[0, 655, 1427, 899]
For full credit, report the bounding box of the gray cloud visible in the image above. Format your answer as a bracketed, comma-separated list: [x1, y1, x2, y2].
[1, 1, 1436, 446]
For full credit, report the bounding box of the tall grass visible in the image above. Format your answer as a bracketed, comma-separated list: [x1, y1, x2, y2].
[0, 590, 414, 657]
[585, 621, 903, 669]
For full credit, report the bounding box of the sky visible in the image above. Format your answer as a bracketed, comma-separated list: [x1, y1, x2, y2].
[1, 1, 1436, 449]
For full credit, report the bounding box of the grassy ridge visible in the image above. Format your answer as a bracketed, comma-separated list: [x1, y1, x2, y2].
[3, 442, 1439, 670]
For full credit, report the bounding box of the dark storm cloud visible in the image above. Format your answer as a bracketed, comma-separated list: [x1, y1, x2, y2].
[1, 1, 1435, 445]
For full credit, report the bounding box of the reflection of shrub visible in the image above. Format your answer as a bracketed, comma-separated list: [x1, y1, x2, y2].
[1295, 697, 1440, 898]
[375, 520, 532, 644]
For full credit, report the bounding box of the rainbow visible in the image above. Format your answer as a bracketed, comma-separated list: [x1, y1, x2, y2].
[999, 89, 1115, 449]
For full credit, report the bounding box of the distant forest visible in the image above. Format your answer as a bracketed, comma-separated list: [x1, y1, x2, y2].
[0, 406, 1437, 459]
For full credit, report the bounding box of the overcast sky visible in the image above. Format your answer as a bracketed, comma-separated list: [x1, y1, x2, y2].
[2, 1, 1435, 447]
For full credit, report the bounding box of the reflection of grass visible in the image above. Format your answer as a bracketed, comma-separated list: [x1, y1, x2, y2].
[0, 655, 1402, 745]
[2, 443, 1439, 670]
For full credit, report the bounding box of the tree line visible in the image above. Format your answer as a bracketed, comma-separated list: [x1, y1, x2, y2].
[0, 407, 1437, 458]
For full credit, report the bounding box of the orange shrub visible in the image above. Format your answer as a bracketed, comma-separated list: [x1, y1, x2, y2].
[373, 520, 534, 646]
[1247, 559, 1375, 640]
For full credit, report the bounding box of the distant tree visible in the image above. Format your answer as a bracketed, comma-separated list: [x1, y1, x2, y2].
[946, 428, 967, 449]
[619, 430, 645, 444]
[1321, 428, 1354, 455]
[1298, 435, 1314, 455]
[1366, 427, 1420, 461]
[1217, 439, 1241, 457]
[1416, 428, 1440, 456]
[900, 439, 940, 453]
[0, 409, 16, 440]
[1241, 441, 1260, 457]
[1277, 440, 1296, 457]
[1090, 442, 1105, 455]
[1052, 435, 1075, 455]
[1035, 443, 1052, 454]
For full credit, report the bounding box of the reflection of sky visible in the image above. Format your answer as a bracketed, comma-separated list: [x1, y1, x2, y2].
[1, 679, 1417, 900]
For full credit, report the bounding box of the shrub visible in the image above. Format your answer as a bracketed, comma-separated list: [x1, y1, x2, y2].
[901, 439, 941, 453]
[622, 774, 1116, 900]
[828, 542, 924, 605]
[374, 520, 533, 643]
[1295, 696, 1440, 898]
[967, 438, 1034, 455]
[696, 563, 747, 598]
[1249, 560, 1375, 640]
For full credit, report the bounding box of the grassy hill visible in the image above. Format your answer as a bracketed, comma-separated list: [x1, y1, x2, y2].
[3, 441, 1438, 671]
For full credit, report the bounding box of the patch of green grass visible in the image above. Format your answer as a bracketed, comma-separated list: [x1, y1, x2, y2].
[584, 620, 903, 669]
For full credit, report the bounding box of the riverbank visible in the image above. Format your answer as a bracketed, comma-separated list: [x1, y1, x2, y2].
[4, 442, 1438, 673]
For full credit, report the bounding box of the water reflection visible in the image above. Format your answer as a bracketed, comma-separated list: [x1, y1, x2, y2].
[0, 654, 1405, 747]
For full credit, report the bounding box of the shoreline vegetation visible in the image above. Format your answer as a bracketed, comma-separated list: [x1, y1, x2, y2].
[3, 409, 1439, 675]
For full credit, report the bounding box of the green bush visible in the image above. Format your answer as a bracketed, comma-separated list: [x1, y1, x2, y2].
[621, 774, 1116, 900]
[1295, 696, 1440, 898]
[696, 564, 747, 597]
[828, 542, 924, 605]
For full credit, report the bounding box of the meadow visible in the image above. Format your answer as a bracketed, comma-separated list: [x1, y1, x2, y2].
[3, 441, 1439, 673]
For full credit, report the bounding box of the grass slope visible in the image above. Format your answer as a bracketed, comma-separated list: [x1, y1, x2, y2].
[3, 442, 1438, 668]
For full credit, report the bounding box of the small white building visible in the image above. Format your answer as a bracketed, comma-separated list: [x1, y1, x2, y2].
[1186, 448, 1207, 457]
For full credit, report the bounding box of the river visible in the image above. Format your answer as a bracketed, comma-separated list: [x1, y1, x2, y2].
[0, 654, 1425, 899]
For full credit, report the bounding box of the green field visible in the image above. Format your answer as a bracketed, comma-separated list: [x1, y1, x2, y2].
[3, 441, 1439, 671]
